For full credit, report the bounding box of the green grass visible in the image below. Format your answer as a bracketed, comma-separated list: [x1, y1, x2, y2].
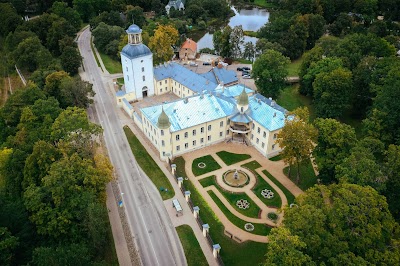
[103, 211, 119, 265]
[208, 191, 271, 236]
[99, 52, 122, 74]
[269, 154, 283, 161]
[262, 170, 295, 205]
[216, 151, 251, 165]
[286, 57, 303, 77]
[277, 85, 316, 121]
[283, 159, 317, 191]
[90, 38, 101, 69]
[241, 160, 262, 170]
[117, 77, 124, 84]
[253, 0, 278, 8]
[252, 174, 282, 208]
[199, 175, 216, 187]
[192, 155, 221, 176]
[173, 157, 267, 266]
[123, 126, 174, 200]
[244, 31, 258, 37]
[236, 58, 252, 64]
[176, 225, 208, 266]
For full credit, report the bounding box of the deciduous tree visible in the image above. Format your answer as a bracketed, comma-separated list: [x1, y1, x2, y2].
[148, 24, 179, 64]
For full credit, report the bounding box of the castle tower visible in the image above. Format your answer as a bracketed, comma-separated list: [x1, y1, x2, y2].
[120, 24, 154, 100]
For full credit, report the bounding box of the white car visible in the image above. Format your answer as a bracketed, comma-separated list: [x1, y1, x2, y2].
[189, 62, 198, 67]
[243, 75, 251, 79]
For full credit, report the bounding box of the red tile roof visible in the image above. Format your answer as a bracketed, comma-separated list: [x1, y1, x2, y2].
[181, 38, 197, 52]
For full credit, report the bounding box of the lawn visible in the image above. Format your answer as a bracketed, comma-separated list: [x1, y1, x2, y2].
[262, 170, 295, 205]
[277, 85, 316, 120]
[123, 126, 174, 200]
[208, 191, 271, 236]
[236, 58, 253, 64]
[241, 160, 262, 170]
[90, 38, 101, 69]
[176, 225, 208, 266]
[244, 31, 258, 37]
[286, 57, 303, 77]
[117, 77, 124, 84]
[283, 159, 318, 191]
[192, 155, 221, 176]
[99, 52, 122, 74]
[216, 151, 251, 165]
[173, 157, 268, 266]
[253, 0, 278, 8]
[269, 154, 283, 161]
[102, 211, 119, 265]
[199, 175, 216, 187]
[252, 174, 282, 208]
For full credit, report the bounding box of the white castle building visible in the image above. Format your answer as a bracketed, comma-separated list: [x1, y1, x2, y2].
[117, 24, 287, 161]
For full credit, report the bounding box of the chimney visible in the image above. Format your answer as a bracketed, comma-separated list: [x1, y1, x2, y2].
[271, 100, 275, 107]
[268, 97, 272, 101]
[273, 112, 276, 117]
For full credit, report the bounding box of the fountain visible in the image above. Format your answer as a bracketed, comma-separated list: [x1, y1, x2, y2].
[223, 169, 249, 187]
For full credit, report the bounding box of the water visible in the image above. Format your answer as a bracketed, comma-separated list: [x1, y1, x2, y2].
[196, 6, 269, 51]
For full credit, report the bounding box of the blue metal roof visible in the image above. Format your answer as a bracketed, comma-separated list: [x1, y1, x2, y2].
[153, 62, 218, 93]
[116, 90, 126, 97]
[122, 98, 133, 110]
[121, 44, 151, 59]
[216, 84, 253, 98]
[247, 95, 286, 131]
[212, 67, 238, 85]
[230, 112, 252, 123]
[141, 94, 235, 132]
[200, 71, 218, 84]
[126, 24, 141, 34]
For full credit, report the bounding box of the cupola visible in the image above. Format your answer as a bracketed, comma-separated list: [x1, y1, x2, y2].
[237, 87, 249, 113]
[157, 107, 171, 129]
[126, 23, 142, 45]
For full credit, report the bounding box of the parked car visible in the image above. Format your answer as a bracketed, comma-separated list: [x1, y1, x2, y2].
[242, 66, 251, 71]
[189, 61, 198, 67]
[237, 67, 243, 71]
[203, 62, 211, 65]
[243, 75, 251, 79]
[242, 71, 250, 76]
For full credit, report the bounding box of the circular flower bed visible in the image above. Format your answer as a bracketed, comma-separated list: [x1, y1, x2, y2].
[267, 212, 278, 221]
[197, 162, 206, 168]
[244, 223, 254, 231]
[236, 199, 250, 209]
[261, 189, 274, 199]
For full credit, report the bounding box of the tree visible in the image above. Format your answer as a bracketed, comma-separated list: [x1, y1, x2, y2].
[73, 0, 112, 22]
[328, 13, 354, 36]
[44, 71, 72, 102]
[0, 3, 22, 37]
[60, 47, 82, 75]
[185, 4, 205, 24]
[59, 77, 94, 109]
[243, 42, 255, 61]
[384, 144, 400, 221]
[255, 39, 286, 56]
[125, 5, 146, 28]
[279, 183, 400, 265]
[314, 118, 357, 183]
[252, 49, 290, 99]
[32, 243, 91, 266]
[0, 227, 19, 265]
[276, 107, 317, 184]
[89, 10, 124, 29]
[51, 1, 82, 31]
[213, 26, 232, 58]
[230, 26, 244, 59]
[264, 227, 313, 266]
[92, 22, 125, 54]
[46, 17, 76, 55]
[148, 24, 179, 64]
[313, 67, 353, 118]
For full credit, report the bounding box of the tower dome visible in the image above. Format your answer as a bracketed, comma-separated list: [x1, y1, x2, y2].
[126, 24, 141, 34]
[157, 107, 171, 129]
[237, 87, 249, 106]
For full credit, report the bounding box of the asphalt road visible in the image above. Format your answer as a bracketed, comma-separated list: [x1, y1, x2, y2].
[78, 28, 186, 266]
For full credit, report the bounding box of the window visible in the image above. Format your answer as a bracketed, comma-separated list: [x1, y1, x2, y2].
[226, 130, 229, 134]
[126, 66, 128, 71]
[184, 132, 188, 138]
[161, 130, 164, 136]
[208, 125, 211, 131]
[193, 140, 196, 146]
[141, 60, 143, 63]
[263, 131, 266, 138]
[208, 135, 211, 141]
[154, 129, 156, 134]
[185, 143, 188, 149]
[165, 87, 167, 91]
[142, 76, 145, 81]
[176, 135, 180, 141]
[163, 151, 165, 156]
[256, 138, 259, 144]
[165, 80, 167, 84]
[262, 142, 265, 148]
[176, 145, 180, 151]
[162, 140, 165, 147]
[251, 134, 254, 140]
[127, 75, 129, 81]
[183, 94, 185, 97]
[159, 82, 162, 85]
[257, 127, 260, 133]
[142, 67, 144, 72]
[273, 133, 277, 139]
[219, 131, 223, 137]
[220, 121, 224, 127]
[160, 89, 162, 93]
[193, 129, 196, 136]
[272, 144, 275, 150]
[201, 127, 204, 133]
[252, 124, 255, 129]
[200, 138, 204, 143]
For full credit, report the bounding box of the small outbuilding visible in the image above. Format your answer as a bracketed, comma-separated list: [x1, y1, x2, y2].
[179, 38, 197, 60]
[172, 199, 183, 216]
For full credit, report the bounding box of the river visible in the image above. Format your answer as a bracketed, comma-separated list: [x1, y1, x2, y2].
[196, 6, 270, 51]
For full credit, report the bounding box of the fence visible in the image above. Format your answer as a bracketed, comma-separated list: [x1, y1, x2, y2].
[173, 171, 224, 266]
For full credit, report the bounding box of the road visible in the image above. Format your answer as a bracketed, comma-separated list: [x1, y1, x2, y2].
[78, 28, 186, 266]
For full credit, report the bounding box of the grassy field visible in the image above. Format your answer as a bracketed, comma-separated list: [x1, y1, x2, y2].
[176, 225, 208, 266]
[277, 85, 316, 120]
[199, 175, 216, 187]
[253, 0, 278, 8]
[123, 126, 174, 200]
[208, 191, 271, 236]
[286, 57, 303, 77]
[244, 30, 258, 37]
[216, 151, 251, 165]
[269, 154, 283, 161]
[283, 159, 317, 191]
[252, 174, 282, 208]
[173, 157, 268, 266]
[99, 52, 122, 74]
[262, 170, 296, 205]
[241, 160, 262, 170]
[192, 155, 221, 176]
[90, 38, 101, 69]
[117, 77, 124, 84]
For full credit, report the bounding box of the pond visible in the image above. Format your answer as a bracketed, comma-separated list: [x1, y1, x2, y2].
[196, 6, 269, 51]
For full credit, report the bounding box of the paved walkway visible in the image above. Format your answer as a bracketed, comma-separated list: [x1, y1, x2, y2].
[182, 142, 304, 243]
